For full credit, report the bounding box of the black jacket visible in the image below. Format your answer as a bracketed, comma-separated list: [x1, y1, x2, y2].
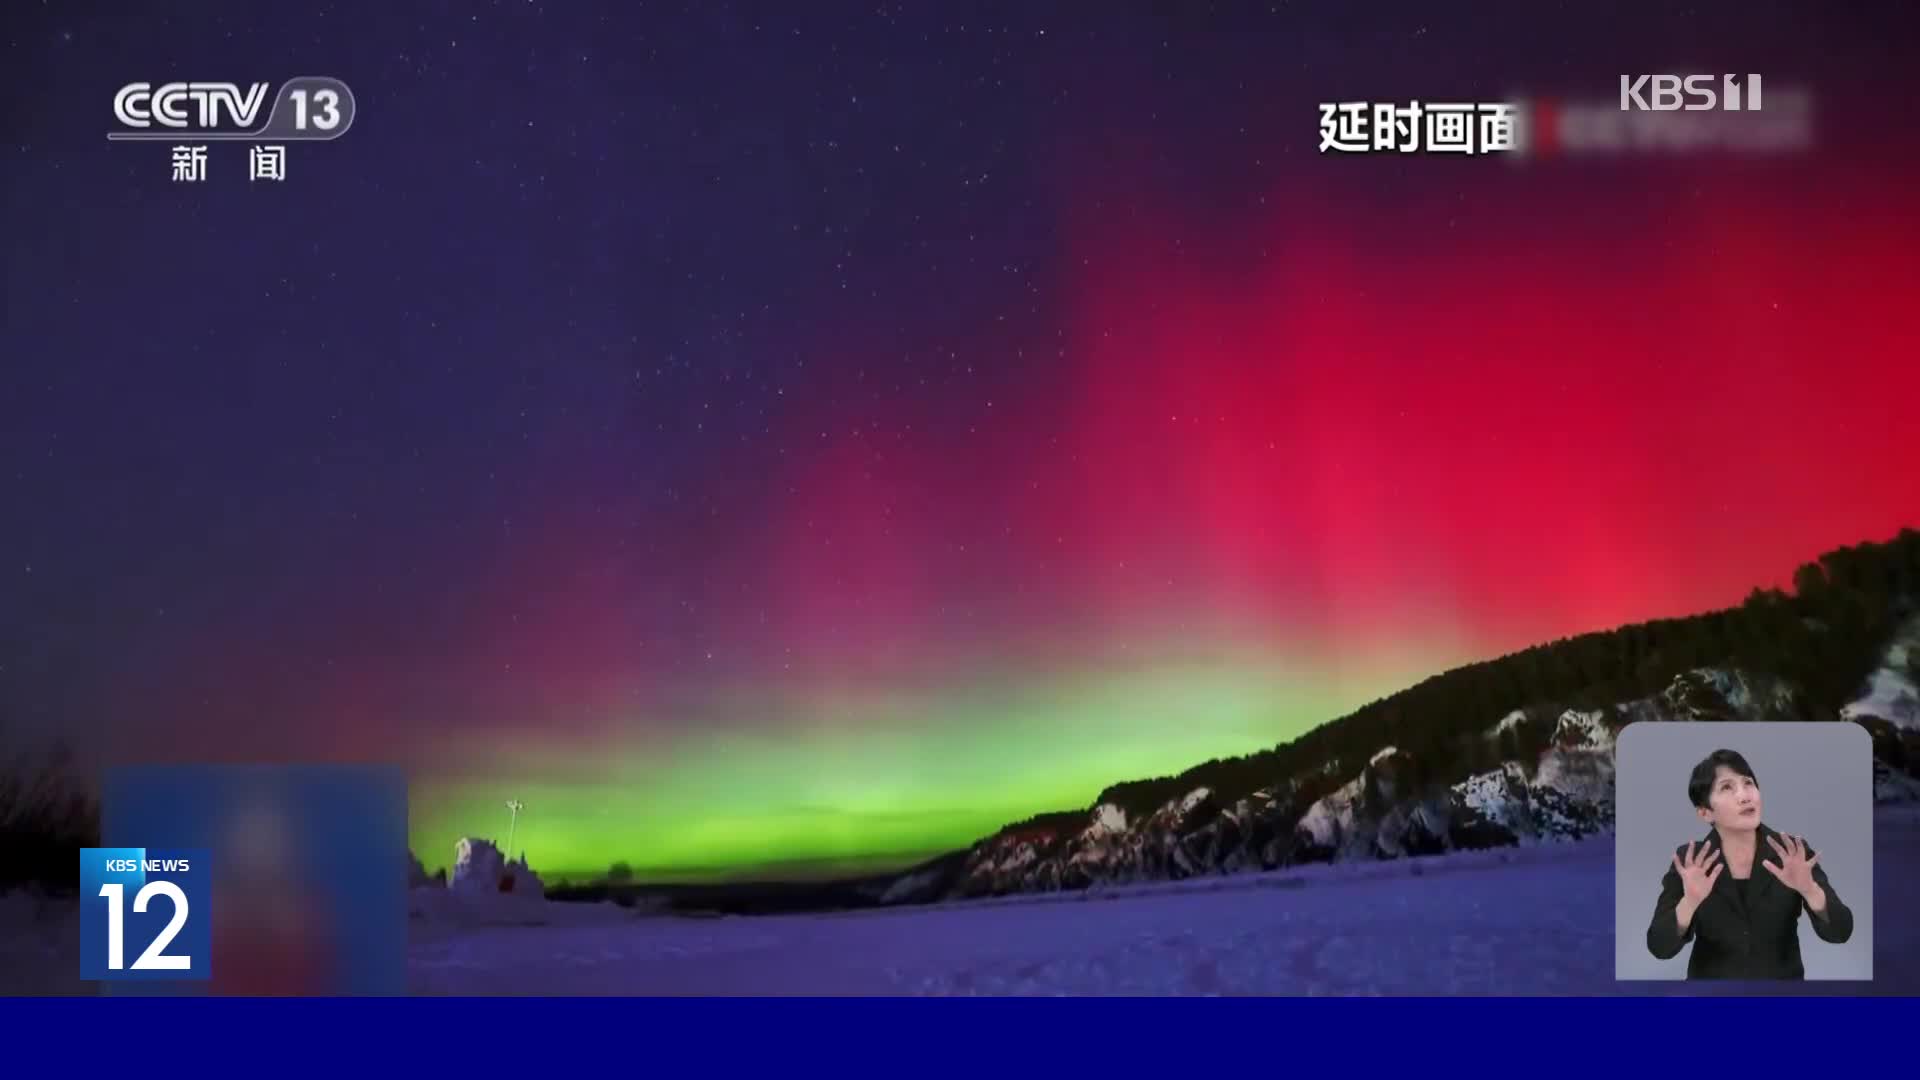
[1645, 822, 1854, 979]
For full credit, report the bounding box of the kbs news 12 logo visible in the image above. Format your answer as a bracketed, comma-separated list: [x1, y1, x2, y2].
[80, 847, 212, 981]
[108, 76, 357, 184]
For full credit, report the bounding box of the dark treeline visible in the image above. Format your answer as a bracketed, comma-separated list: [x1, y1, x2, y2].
[547, 873, 915, 916]
[0, 739, 98, 894]
[1072, 530, 1920, 823]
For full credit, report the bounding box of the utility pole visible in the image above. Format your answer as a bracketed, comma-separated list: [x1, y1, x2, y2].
[504, 798, 525, 866]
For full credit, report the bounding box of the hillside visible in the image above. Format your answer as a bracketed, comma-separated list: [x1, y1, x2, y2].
[876, 530, 1920, 904]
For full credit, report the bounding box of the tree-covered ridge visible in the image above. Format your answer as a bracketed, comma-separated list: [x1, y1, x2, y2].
[1082, 530, 1920, 822]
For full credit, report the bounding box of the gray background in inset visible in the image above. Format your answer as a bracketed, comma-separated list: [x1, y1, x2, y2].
[1614, 721, 1873, 981]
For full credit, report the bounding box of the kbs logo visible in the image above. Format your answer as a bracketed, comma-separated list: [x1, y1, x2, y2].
[80, 847, 212, 981]
[107, 76, 357, 140]
[1620, 74, 1763, 111]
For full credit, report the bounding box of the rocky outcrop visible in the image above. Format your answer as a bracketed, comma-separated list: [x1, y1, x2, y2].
[881, 664, 1920, 905]
[451, 838, 546, 900]
[1842, 613, 1920, 731]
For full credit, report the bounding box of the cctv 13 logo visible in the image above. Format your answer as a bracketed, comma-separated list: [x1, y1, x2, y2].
[80, 848, 211, 981]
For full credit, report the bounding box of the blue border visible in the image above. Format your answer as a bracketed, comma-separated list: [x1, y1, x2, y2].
[0, 997, 1905, 1071]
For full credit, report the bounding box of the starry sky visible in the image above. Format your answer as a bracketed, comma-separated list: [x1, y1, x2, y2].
[4, 3, 1919, 880]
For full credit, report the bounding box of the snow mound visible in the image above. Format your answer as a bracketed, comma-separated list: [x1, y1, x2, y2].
[1492, 710, 1528, 736]
[1659, 667, 1798, 722]
[451, 838, 547, 901]
[1551, 709, 1614, 752]
[1088, 803, 1128, 835]
[1842, 613, 1920, 730]
[1298, 774, 1364, 849]
[1455, 763, 1531, 834]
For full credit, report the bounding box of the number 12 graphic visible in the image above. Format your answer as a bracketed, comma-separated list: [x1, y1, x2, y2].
[96, 881, 192, 970]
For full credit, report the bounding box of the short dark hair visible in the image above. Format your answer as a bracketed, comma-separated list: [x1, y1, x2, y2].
[1688, 749, 1758, 809]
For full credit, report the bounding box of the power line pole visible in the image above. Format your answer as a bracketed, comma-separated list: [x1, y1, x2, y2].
[504, 798, 525, 866]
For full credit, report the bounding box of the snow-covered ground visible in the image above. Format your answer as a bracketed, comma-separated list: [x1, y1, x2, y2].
[0, 891, 85, 996]
[409, 806, 1920, 996]
[7, 808, 1914, 996]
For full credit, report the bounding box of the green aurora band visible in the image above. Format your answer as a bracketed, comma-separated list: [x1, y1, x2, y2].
[409, 641, 1457, 881]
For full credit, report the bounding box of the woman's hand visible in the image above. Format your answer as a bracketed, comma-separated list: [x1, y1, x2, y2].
[1673, 840, 1723, 910]
[1762, 833, 1823, 904]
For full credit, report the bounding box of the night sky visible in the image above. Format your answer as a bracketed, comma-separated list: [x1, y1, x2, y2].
[5, 3, 1918, 879]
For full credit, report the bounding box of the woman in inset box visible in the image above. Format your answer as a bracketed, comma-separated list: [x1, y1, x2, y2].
[1645, 748, 1854, 978]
